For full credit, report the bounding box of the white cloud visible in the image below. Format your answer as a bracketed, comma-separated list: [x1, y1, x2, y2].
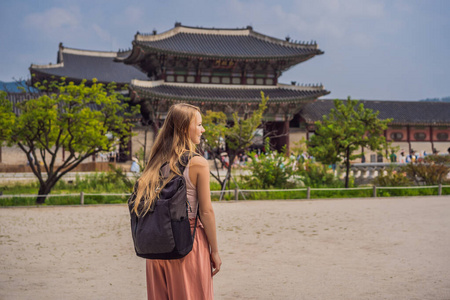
[92, 24, 119, 50]
[92, 24, 111, 42]
[22, 6, 121, 50]
[24, 7, 80, 33]
[124, 6, 144, 23]
[223, 0, 393, 47]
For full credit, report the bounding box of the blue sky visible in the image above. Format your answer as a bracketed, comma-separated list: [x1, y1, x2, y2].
[1, 0, 449, 100]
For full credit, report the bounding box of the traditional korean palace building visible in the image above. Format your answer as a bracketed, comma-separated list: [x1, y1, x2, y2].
[27, 23, 330, 161]
[1, 23, 448, 165]
[116, 23, 330, 152]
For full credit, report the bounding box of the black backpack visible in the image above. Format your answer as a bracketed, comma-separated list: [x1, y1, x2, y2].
[128, 154, 198, 259]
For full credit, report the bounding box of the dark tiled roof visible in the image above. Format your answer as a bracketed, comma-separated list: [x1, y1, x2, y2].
[131, 81, 329, 103]
[30, 46, 148, 84]
[132, 25, 323, 59]
[301, 99, 450, 125]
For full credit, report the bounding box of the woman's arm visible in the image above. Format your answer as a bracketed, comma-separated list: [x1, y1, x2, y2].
[190, 156, 222, 276]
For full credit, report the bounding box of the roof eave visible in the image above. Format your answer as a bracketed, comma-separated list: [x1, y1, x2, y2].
[131, 85, 329, 103]
[29, 69, 129, 86]
[131, 43, 323, 61]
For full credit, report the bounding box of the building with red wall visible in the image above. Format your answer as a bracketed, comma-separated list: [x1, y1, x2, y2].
[299, 99, 450, 161]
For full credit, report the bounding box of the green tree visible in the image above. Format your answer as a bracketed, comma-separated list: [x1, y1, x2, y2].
[0, 91, 15, 142]
[0, 79, 137, 204]
[307, 97, 391, 188]
[202, 91, 268, 190]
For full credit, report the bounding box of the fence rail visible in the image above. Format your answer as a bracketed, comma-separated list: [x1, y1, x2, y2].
[1, 184, 449, 206]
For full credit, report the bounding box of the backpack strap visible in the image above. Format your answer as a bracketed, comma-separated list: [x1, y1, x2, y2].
[178, 152, 201, 240]
[177, 151, 199, 174]
[159, 152, 199, 178]
[191, 203, 200, 241]
[162, 152, 201, 240]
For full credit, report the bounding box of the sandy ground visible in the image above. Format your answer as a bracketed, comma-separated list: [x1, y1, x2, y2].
[1, 196, 449, 300]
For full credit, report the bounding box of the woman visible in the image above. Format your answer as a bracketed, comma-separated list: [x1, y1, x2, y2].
[131, 103, 221, 300]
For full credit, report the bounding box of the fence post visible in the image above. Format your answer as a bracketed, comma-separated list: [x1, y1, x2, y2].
[234, 187, 238, 201]
[372, 185, 377, 197]
[307, 187, 310, 199]
[438, 184, 442, 196]
[80, 191, 84, 205]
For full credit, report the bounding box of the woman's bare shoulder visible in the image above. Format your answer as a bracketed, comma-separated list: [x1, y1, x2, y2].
[191, 155, 208, 165]
[188, 155, 209, 185]
[190, 155, 208, 166]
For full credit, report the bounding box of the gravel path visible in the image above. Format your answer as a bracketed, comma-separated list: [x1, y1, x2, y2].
[1, 196, 449, 299]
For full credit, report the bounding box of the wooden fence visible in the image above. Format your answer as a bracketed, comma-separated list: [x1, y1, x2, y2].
[1, 185, 449, 206]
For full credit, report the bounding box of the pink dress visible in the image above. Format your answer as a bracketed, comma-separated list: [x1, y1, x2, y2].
[146, 163, 213, 300]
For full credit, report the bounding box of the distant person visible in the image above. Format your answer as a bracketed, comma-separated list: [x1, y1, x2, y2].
[130, 156, 140, 173]
[223, 155, 229, 168]
[130, 103, 221, 299]
[389, 150, 397, 163]
[331, 163, 337, 172]
[405, 152, 411, 163]
[448, 147, 450, 155]
[399, 151, 406, 163]
[413, 151, 418, 162]
[407, 151, 416, 163]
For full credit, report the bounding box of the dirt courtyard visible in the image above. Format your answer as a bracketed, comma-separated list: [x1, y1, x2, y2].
[1, 196, 449, 300]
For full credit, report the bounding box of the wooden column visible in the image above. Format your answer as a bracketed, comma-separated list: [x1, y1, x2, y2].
[430, 126, 435, 153]
[407, 125, 412, 154]
[195, 60, 201, 83]
[283, 120, 290, 154]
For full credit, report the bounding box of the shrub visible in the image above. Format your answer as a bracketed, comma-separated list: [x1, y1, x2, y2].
[373, 166, 412, 187]
[295, 161, 345, 188]
[243, 148, 295, 189]
[424, 155, 450, 164]
[403, 155, 450, 185]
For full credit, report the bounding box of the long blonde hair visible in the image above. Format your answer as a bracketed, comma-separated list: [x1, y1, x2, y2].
[131, 103, 200, 216]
